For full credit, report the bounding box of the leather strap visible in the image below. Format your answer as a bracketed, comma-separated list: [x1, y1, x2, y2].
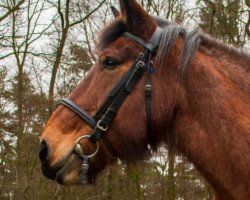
[122, 27, 162, 52]
[149, 26, 163, 52]
[61, 98, 96, 129]
[93, 53, 144, 120]
[145, 60, 153, 144]
[90, 51, 150, 142]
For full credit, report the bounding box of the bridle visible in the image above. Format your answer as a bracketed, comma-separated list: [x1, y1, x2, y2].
[60, 26, 162, 184]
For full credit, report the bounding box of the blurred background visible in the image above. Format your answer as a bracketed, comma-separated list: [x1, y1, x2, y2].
[0, 0, 249, 199]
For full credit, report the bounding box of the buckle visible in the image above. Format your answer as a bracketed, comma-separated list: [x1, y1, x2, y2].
[145, 84, 152, 97]
[145, 84, 151, 90]
[97, 120, 108, 132]
[135, 61, 145, 69]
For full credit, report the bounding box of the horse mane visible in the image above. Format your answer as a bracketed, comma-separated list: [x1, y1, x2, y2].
[153, 16, 250, 75]
[97, 16, 250, 74]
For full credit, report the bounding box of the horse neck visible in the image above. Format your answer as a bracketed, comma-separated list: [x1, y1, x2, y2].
[171, 46, 250, 199]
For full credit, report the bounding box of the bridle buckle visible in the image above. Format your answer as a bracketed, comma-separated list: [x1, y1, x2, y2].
[135, 60, 145, 69]
[97, 120, 108, 132]
[145, 84, 152, 97]
[145, 84, 152, 92]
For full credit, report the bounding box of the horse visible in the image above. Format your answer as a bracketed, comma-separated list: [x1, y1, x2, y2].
[39, 0, 250, 199]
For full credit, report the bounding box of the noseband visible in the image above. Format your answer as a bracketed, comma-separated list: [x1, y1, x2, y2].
[60, 27, 162, 184]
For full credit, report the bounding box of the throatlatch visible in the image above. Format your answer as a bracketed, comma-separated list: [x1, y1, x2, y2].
[60, 26, 162, 184]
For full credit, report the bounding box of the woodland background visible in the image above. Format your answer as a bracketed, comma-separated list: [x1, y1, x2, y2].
[0, 0, 249, 199]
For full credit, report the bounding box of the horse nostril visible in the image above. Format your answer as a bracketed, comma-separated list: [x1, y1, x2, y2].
[39, 140, 50, 162]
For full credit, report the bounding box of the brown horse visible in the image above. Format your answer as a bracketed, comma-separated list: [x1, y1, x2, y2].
[39, 0, 250, 199]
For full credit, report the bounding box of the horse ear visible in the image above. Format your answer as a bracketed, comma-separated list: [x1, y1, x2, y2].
[119, 0, 156, 38]
[110, 6, 120, 18]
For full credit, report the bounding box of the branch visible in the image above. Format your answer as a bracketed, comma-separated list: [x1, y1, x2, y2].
[246, 1, 250, 37]
[0, 0, 25, 22]
[65, 0, 70, 27]
[58, 0, 65, 30]
[246, 11, 250, 37]
[69, 0, 106, 27]
[0, 51, 54, 60]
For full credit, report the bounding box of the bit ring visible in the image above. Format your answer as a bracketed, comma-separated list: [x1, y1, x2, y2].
[75, 135, 99, 158]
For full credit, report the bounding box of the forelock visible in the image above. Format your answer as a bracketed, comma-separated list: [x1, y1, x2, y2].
[96, 19, 126, 53]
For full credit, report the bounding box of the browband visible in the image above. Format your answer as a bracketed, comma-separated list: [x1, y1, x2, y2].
[122, 26, 162, 52]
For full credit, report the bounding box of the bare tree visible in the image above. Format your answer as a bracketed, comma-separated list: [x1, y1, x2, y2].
[46, 0, 106, 114]
[198, 0, 249, 47]
[246, 0, 250, 37]
[0, 0, 25, 22]
[0, 0, 54, 197]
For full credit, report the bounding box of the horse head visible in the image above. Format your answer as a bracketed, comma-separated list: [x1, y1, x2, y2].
[39, 0, 181, 185]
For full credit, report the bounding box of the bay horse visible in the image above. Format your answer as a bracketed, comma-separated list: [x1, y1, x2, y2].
[39, 0, 250, 199]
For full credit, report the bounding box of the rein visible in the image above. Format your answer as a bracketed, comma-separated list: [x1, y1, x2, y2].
[60, 26, 162, 184]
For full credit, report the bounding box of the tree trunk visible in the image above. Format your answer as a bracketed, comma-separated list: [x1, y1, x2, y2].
[48, 27, 69, 114]
[167, 151, 176, 200]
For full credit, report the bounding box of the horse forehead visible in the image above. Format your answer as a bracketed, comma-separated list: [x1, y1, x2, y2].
[99, 37, 143, 58]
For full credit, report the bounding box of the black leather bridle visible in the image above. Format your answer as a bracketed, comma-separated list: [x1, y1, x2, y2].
[60, 26, 162, 184]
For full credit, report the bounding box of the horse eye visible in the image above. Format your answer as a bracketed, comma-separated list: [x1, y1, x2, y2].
[103, 57, 119, 69]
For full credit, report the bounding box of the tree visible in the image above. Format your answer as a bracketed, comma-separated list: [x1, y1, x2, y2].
[57, 44, 92, 98]
[0, 0, 25, 23]
[198, 0, 249, 47]
[139, 0, 185, 22]
[0, 67, 15, 199]
[46, 0, 106, 114]
[246, 0, 250, 37]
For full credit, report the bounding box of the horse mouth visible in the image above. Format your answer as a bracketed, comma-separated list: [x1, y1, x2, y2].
[41, 150, 98, 185]
[41, 149, 81, 184]
[41, 161, 63, 180]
